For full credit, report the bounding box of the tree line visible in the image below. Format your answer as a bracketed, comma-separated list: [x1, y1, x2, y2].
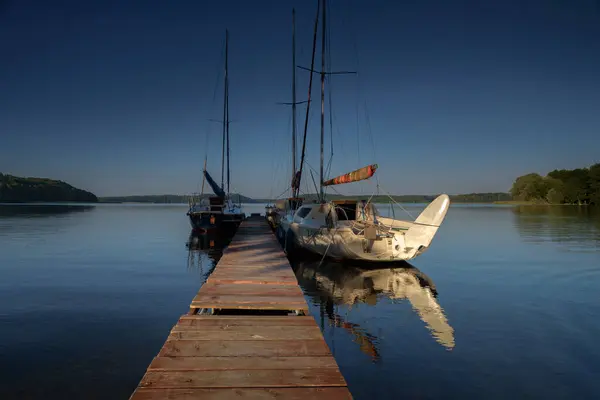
[510, 164, 600, 205]
[0, 173, 98, 203]
[262, 192, 512, 203]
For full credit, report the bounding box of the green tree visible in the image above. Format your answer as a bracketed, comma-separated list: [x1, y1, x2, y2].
[511, 173, 548, 201]
[544, 177, 565, 204]
[588, 163, 600, 205]
[547, 168, 590, 204]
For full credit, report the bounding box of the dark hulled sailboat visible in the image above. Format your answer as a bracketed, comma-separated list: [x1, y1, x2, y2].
[187, 29, 245, 234]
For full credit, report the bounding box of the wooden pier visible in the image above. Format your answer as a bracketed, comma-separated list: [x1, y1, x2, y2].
[129, 216, 352, 399]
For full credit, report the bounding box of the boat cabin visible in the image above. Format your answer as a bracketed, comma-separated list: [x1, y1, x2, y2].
[207, 196, 225, 212]
[331, 199, 378, 222]
[292, 199, 379, 226]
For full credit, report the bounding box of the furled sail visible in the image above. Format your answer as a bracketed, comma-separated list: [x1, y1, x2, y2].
[203, 170, 225, 198]
[322, 164, 378, 186]
[291, 171, 301, 190]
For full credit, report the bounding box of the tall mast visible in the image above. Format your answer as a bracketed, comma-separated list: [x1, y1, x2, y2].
[221, 30, 228, 191]
[226, 31, 230, 196]
[292, 8, 297, 177]
[319, 0, 326, 201]
[295, 1, 320, 200]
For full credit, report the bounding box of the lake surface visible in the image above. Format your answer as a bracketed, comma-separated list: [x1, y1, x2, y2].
[1, 203, 599, 399]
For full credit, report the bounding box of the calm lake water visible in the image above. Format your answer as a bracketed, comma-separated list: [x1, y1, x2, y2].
[1, 203, 599, 399]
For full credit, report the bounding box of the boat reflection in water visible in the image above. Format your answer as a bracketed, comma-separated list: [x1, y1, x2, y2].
[185, 230, 232, 277]
[292, 258, 455, 357]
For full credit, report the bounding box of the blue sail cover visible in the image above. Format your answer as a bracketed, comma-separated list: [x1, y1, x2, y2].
[203, 170, 225, 198]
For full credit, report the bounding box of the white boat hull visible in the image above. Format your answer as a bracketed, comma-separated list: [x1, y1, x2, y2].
[281, 194, 450, 262]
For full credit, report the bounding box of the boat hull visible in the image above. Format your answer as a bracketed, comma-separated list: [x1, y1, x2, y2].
[287, 225, 413, 262]
[279, 194, 450, 263]
[187, 211, 245, 234]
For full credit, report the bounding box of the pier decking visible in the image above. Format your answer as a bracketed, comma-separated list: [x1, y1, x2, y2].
[129, 216, 352, 399]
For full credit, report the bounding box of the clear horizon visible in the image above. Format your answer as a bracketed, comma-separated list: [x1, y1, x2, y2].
[2, 0, 599, 198]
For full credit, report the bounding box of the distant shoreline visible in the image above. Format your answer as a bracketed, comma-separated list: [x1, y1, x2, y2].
[98, 192, 512, 204]
[493, 200, 593, 206]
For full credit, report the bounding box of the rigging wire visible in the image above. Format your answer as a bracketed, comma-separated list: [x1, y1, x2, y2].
[377, 182, 416, 220]
[196, 37, 226, 194]
[295, 0, 321, 200]
[346, 2, 377, 164]
[268, 110, 293, 201]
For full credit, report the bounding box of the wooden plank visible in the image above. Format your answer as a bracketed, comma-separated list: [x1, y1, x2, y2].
[205, 277, 298, 286]
[139, 369, 347, 388]
[211, 261, 291, 267]
[192, 294, 306, 306]
[190, 303, 306, 311]
[208, 270, 296, 278]
[199, 283, 304, 297]
[210, 269, 293, 275]
[148, 356, 339, 371]
[206, 278, 299, 285]
[159, 340, 332, 357]
[168, 326, 321, 341]
[176, 316, 316, 327]
[131, 387, 352, 400]
[213, 262, 290, 267]
[220, 252, 287, 256]
[207, 271, 297, 278]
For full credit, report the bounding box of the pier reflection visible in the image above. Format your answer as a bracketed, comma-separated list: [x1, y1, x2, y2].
[185, 230, 232, 277]
[292, 258, 455, 355]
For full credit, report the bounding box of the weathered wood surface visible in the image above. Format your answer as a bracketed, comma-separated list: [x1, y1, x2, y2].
[191, 217, 308, 312]
[176, 315, 315, 327]
[130, 217, 351, 399]
[132, 388, 352, 400]
[148, 356, 339, 371]
[130, 316, 351, 399]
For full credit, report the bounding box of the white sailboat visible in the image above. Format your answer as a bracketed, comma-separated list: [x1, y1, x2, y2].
[279, 0, 450, 262]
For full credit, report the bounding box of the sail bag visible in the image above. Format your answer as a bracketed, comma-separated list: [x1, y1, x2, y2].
[322, 164, 378, 186]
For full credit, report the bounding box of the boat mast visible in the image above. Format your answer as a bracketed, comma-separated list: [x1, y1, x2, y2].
[295, 2, 320, 200]
[292, 9, 297, 177]
[319, 0, 326, 202]
[226, 31, 230, 196]
[221, 29, 228, 193]
[200, 156, 207, 196]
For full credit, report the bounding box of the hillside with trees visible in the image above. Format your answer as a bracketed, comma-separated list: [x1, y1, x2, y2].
[258, 192, 512, 203]
[510, 164, 600, 205]
[0, 173, 98, 203]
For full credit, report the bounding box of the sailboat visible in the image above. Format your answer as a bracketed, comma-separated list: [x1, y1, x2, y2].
[187, 29, 245, 233]
[279, 0, 450, 262]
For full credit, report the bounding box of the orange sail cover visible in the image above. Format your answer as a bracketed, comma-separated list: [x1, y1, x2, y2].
[322, 164, 378, 186]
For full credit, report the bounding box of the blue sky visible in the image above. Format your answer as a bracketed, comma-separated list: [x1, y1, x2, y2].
[1, 0, 599, 198]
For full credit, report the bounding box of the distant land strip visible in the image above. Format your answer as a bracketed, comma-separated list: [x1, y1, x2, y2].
[12, 165, 599, 206]
[97, 192, 512, 204]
